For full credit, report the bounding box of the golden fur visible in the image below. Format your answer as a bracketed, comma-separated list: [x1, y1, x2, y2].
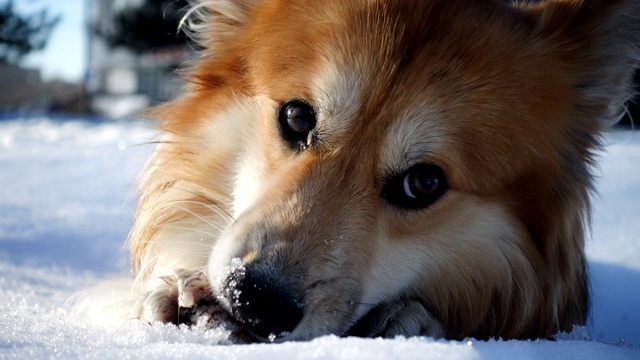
[129, 0, 640, 341]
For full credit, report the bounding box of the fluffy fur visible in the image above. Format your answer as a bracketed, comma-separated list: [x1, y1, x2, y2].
[128, 0, 640, 341]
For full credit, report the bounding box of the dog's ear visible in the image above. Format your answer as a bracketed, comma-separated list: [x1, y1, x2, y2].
[181, 0, 260, 57]
[522, 0, 640, 124]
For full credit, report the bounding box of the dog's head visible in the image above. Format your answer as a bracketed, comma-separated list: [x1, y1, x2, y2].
[133, 0, 640, 341]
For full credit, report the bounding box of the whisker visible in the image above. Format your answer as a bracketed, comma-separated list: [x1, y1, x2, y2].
[169, 198, 234, 227]
[622, 102, 635, 131]
[170, 187, 237, 224]
[158, 200, 228, 232]
[169, 204, 226, 232]
[133, 258, 160, 289]
[163, 224, 218, 238]
[164, 205, 225, 233]
[130, 140, 215, 147]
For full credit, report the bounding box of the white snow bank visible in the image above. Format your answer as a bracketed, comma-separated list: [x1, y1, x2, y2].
[1, 257, 638, 360]
[587, 132, 640, 345]
[0, 117, 154, 273]
[0, 117, 638, 359]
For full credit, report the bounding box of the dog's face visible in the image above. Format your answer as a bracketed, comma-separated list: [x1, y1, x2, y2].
[132, 0, 640, 342]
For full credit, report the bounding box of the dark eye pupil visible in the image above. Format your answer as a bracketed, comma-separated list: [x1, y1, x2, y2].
[404, 170, 438, 199]
[286, 106, 314, 133]
[382, 164, 447, 210]
[278, 100, 317, 148]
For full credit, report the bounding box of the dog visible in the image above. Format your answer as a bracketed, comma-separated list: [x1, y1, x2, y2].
[128, 0, 640, 342]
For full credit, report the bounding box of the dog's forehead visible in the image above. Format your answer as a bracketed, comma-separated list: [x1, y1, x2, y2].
[308, 51, 457, 175]
[310, 62, 363, 143]
[378, 104, 450, 174]
[298, 1, 572, 184]
[310, 58, 453, 181]
[252, 0, 568, 187]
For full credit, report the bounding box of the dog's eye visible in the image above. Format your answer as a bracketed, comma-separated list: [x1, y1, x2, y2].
[382, 164, 447, 209]
[278, 100, 317, 148]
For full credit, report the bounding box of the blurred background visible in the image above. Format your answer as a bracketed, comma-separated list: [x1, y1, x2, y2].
[0, 0, 638, 122]
[0, 0, 192, 119]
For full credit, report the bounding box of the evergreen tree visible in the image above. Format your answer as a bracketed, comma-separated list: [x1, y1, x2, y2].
[0, 0, 60, 64]
[101, 0, 189, 53]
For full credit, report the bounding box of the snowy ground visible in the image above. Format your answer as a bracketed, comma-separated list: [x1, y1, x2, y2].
[0, 115, 638, 359]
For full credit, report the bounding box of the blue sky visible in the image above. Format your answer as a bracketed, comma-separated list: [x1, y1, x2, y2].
[14, 0, 86, 83]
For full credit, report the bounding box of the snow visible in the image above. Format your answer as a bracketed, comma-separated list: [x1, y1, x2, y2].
[0, 116, 639, 359]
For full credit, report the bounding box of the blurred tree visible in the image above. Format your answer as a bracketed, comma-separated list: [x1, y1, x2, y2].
[0, 0, 60, 64]
[100, 0, 190, 53]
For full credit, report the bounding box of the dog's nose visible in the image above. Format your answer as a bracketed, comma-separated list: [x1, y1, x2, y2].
[226, 262, 303, 338]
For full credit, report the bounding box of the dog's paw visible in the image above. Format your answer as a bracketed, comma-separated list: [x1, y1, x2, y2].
[138, 275, 180, 324]
[349, 300, 444, 338]
[138, 269, 214, 325]
[175, 269, 213, 308]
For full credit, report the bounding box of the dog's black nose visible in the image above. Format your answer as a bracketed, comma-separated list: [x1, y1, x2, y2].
[226, 262, 303, 338]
